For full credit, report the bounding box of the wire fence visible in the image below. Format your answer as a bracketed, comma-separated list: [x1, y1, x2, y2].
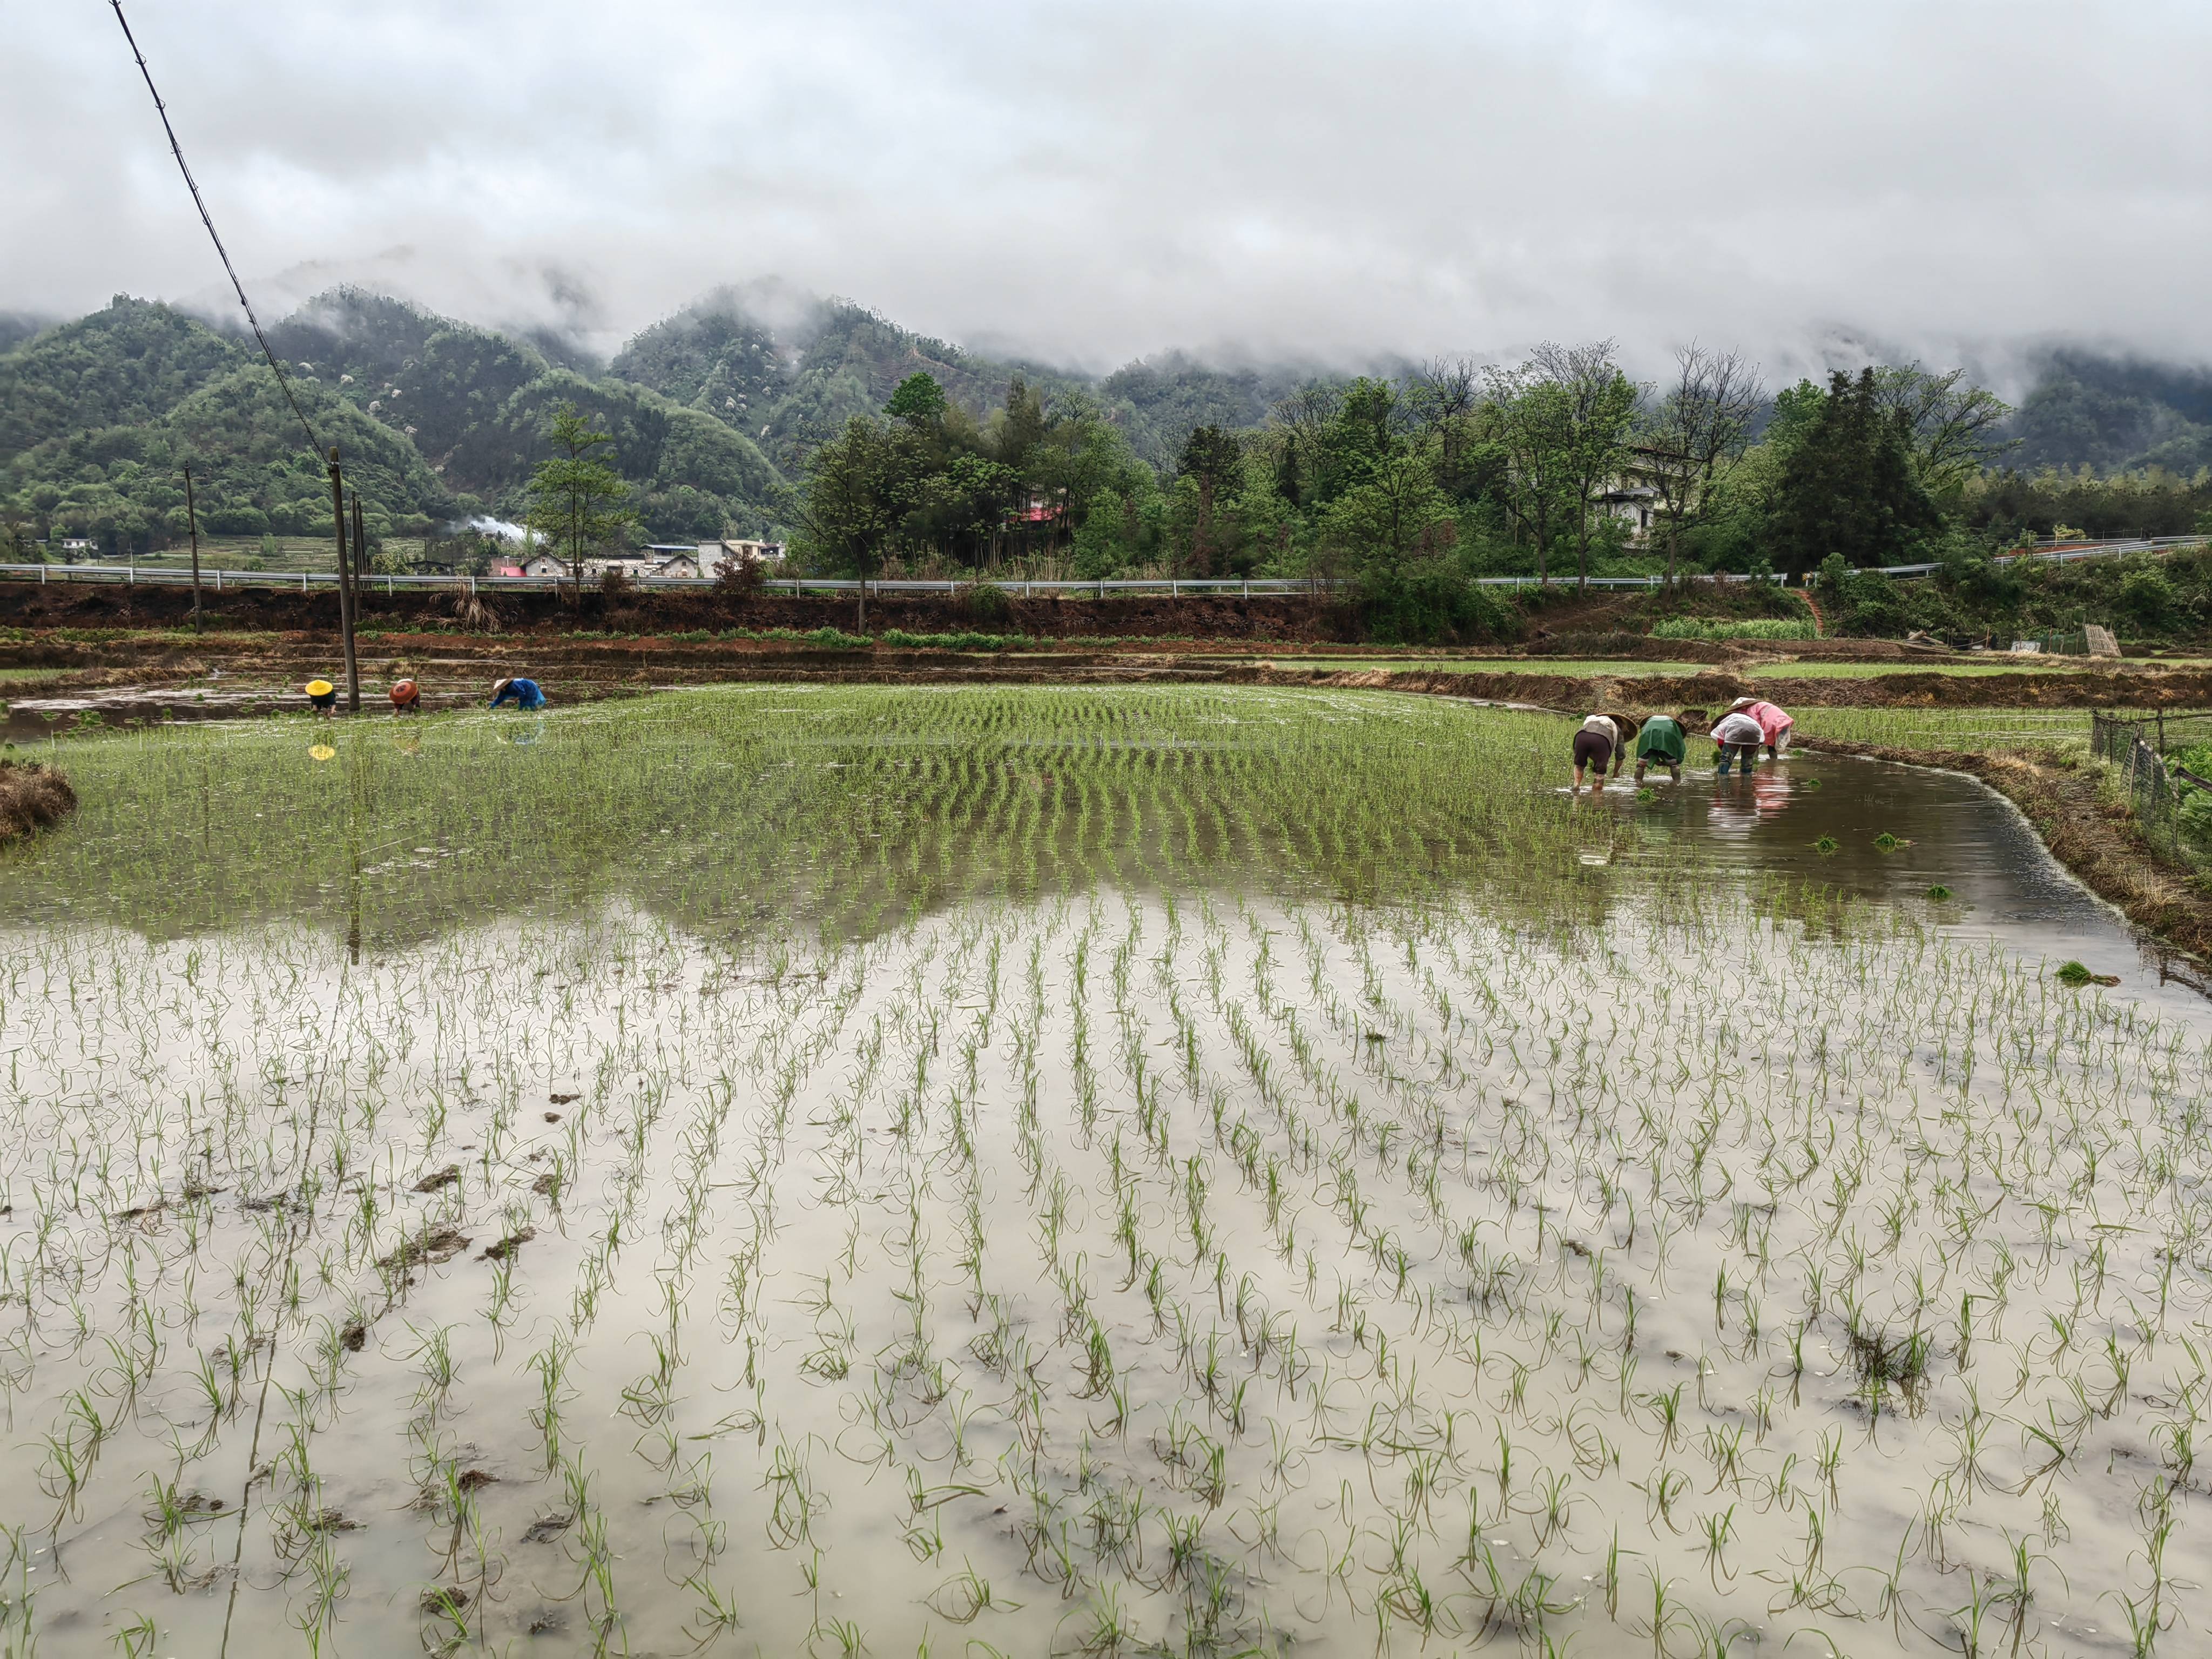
[2090, 710, 2212, 862]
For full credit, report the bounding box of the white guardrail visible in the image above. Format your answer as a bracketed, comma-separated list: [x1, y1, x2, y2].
[0, 566, 1749, 596]
[0, 536, 2198, 597]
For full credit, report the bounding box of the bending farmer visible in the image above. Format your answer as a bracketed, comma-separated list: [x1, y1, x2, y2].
[389, 679, 422, 716]
[1572, 713, 1623, 794]
[489, 676, 546, 711]
[1711, 706, 1765, 774]
[1729, 696, 1794, 758]
[1633, 711, 1689, 783]
[305, 678, 337, 718]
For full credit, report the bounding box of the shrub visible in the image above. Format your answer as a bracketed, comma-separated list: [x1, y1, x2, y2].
[1354, 568, 1519, 646]
[880, 629, 1026, 652]
[961, 582, 1013, 623]
[2120, 564, 2184, 629]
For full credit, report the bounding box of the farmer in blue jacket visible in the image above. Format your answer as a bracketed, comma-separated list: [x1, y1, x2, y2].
[489, 676, 547, 711]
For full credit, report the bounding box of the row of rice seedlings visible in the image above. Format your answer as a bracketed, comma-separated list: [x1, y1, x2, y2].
[1789, 705, 2091, 752]
[3, 871, 2204, 1653]
[2, 685, 1613, 944]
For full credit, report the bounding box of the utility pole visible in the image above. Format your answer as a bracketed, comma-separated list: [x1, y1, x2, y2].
[328, 447, 360, 712]
[183, 464, 203, 630]
[351, 491, 370, 707]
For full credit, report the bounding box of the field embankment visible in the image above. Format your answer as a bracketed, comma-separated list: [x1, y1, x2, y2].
[1261, 662, 2212, 710]
[0, 577, 1344, 643]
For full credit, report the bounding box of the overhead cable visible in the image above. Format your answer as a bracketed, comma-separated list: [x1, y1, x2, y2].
[107, 0, 323, 457]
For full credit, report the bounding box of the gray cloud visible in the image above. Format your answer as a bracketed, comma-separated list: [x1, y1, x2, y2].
[7, 0, 2209, 379]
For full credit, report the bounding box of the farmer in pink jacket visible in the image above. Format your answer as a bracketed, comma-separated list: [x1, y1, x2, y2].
[1730, 697, 1794, 759]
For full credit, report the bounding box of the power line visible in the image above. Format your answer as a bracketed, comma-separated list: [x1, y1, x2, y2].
[106, 0, 322, 457]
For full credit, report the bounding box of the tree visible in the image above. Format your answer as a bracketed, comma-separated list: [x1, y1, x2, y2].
[1267, 381, 1345, 507]
[1768, 370, 1940, 578]
[1871, 364, 2015, 497]
[791, 414, 919, 627]
[1482, 367, 1573, 585]
[1321, 447, 1454, 581]
[1528, 341, 1638, 592]
[525, 403, 636, 607]
[1407, 358, 1485, 499]
[885, 372, 948, 426]
[1638, 343, 1764, 585]
[1176, 424, 1244, 575]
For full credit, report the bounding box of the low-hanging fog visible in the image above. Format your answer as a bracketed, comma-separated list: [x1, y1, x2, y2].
[6, 0, 2211, 382]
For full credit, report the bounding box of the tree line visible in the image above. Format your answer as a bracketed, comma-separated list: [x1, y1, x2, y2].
[785, 346, 2117, 637]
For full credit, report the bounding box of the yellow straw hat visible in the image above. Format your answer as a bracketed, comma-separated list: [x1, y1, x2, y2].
[306, 679, 334, 697]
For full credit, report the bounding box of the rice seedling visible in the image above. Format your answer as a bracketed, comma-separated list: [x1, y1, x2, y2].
[0, 684, 2200, 1653]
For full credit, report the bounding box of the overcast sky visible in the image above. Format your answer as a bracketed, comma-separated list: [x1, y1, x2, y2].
[8, 1, 2210, 380]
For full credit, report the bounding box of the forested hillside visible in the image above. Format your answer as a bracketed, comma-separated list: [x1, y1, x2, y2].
[0, 298, 245, 457]
[611, 288, 1092, 474]
[2005, 350, 2212, 475]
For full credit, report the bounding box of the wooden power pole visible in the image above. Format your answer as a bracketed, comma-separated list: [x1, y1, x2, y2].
[328, 447, 360, 712]
[183, 464, 203, 630]
[351, 491, 369, 702]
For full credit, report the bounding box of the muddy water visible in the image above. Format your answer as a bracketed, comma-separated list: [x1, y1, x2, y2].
[1603, 750, 2199, 1002]
[0, 695, 2206, 1658]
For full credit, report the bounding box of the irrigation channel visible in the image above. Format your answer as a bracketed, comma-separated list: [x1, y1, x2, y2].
[0, 685, 2204, 1658]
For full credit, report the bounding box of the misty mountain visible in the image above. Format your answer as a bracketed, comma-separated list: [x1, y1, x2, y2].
[8, 280, 2209, 558]
[0, 314, 48, 356]
[266, 287, 550, 473]
[2005, 350, 2212, 475]
[612, 287, 1093, 474]
[0, 297, 246, 457]
[1100, 354, 1340, 470]
[606, 287, 1346, 472]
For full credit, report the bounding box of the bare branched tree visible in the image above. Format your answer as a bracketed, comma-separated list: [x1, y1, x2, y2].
[1408, 358, 1483, 492]
[1269, 381, 1346, 506]
[1639, 343, 1764, 586]
[1870, 363, 2015, 494]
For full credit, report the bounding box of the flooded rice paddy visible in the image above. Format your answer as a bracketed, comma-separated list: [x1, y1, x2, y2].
[0, 685, 2206, 1658]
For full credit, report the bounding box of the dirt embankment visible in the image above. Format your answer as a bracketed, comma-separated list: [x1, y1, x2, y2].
[1801, 738, 2212, 961]
[1269, 665, 2212, 711]
[0, 580, 1351, 643]
[0, 761, 75, 842]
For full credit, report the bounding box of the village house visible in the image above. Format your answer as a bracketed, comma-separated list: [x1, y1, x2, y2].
[1593, 446, 1705, 547]
[697, 538, 786, 572]
[1596, 480, 1661, 543]
[516, 544, 772, 581]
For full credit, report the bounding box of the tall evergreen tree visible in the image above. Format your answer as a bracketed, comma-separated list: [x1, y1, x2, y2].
[1768, 370, 1939, 577]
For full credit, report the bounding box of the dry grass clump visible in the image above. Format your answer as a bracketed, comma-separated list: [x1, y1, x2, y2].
[0, 760, 74, 841]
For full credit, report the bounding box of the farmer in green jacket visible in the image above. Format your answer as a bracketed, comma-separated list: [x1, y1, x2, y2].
[1633, 711, 1691, 783]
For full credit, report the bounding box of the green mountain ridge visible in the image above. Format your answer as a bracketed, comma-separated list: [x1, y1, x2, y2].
[3, 284, 2208, 559]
